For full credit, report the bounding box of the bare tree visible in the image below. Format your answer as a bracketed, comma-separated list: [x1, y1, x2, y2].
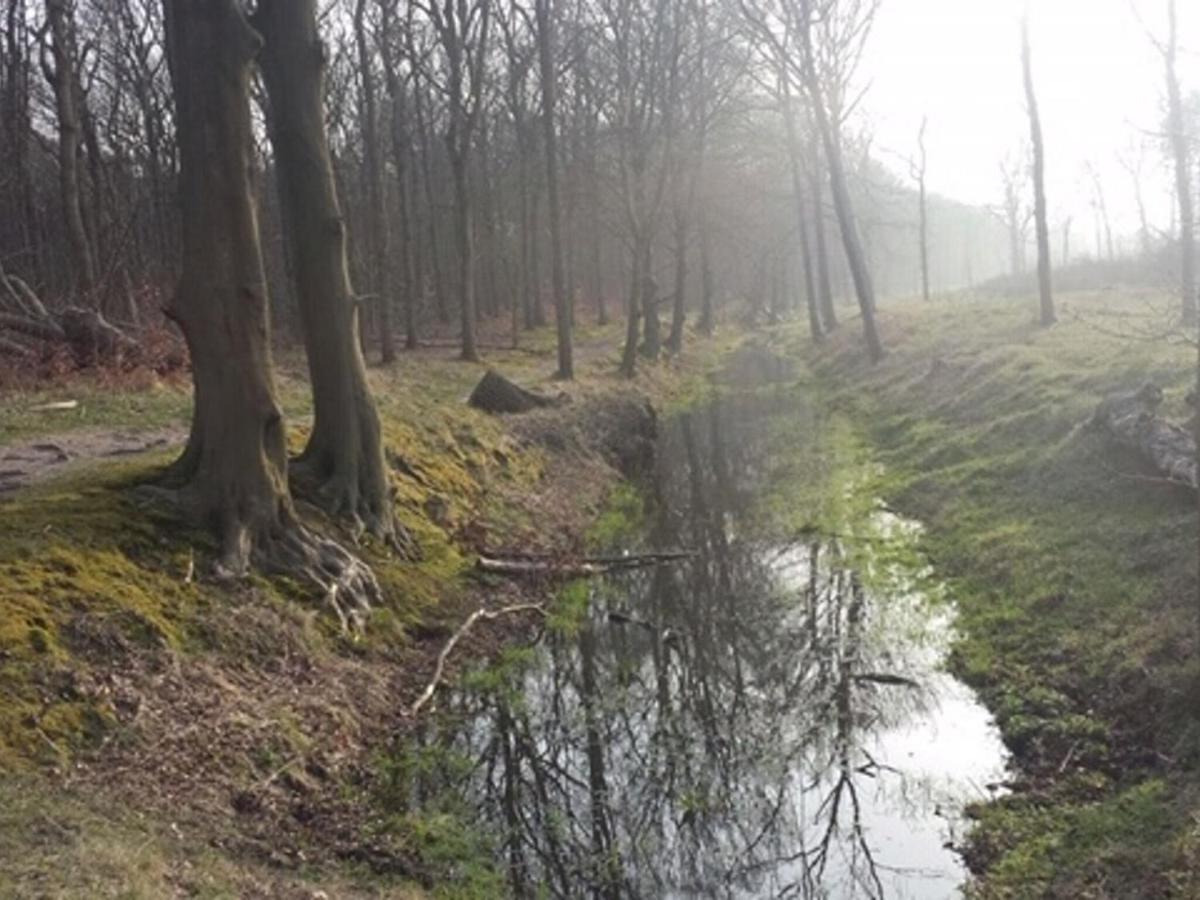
[1021, 16, 1054, 326]
[779, 65, 823, 341]
[993, 152, 1030, 277]
[1160, 0, 1196, 325]
[419, 0, 492, 361]
[1084, 160, 1114, 262]
[353, 0, 394, 362]
[41, 0, 96, 300]
[740, 0, 884, 362]
[1118, 137, 1154, 258]
[909, 116, 929, 302]
[530, 0, 573, 378]
[600, 0, 683, 376]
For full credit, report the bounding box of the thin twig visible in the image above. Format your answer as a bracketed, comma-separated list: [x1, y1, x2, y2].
[409, 603, 546, 716]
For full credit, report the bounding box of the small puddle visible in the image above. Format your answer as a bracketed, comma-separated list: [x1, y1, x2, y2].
[415, 353, 1008, 898]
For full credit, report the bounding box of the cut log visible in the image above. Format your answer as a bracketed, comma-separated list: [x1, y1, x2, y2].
[468, 369, 557, 414]
[1091, 383, 1197, 489]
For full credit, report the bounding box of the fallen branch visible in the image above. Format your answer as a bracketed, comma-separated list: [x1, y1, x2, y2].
[476, 550, 694, 578]
[410, 603, 546, 716]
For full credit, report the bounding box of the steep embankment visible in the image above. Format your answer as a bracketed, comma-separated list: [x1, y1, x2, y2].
[790, 291, 1199, 898]
[0, 325, 741, 898]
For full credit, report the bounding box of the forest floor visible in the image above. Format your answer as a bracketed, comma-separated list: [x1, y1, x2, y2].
[783, 288, 1200, 898]
[0, 320, 742, 898]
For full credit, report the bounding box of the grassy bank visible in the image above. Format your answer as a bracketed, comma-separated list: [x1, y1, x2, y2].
[0, 324, 743, 898]
[786, 291, 1199, 897]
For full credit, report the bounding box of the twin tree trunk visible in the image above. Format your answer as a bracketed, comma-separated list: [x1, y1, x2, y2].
[1022, 19, 1055, 327]
[162, 0, 387, 624]
[256, 0, 401, 544]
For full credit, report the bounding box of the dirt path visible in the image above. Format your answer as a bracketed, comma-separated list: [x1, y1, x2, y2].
[0, 426, 184, 495]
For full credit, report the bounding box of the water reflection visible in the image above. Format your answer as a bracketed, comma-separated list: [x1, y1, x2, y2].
[419, 378, 1007, 899]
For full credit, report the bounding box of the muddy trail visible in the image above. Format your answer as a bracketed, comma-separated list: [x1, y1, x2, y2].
[0, 426, 185, 494]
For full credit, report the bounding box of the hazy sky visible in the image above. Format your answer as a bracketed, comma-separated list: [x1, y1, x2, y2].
[863, 0, 1199, 246]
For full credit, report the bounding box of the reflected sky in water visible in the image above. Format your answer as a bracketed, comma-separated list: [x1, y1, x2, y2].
[414, 354, 1008, 899]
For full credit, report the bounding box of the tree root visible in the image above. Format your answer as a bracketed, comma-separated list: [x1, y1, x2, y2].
[248, 525, 383, 633]
[290, 459, 421, 561]
[137, 483, 383, 634]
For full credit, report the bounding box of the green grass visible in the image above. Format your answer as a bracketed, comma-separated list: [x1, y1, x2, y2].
[778, 290, 1199, 897]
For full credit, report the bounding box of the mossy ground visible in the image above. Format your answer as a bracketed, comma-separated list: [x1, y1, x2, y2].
[776, 290, 1200, 898]
[0, 322, 743, 897]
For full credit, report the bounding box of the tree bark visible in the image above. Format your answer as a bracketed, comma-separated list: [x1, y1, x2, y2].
[781, 71, 823, 343]
[804, 131, 837, 330]
[353, 0, 395, 363]
[378, 0, 419, 350]
[1022, 20, 1055, 327]
[534, 0, 572, 379]
[256, 0, 407, 546]
[915, 117, 931, 303]
[162, 0, 380, 625]
[43, 0, 96, 300]
[1165, 0, 1196, 327]
[799, 39, 881, 361]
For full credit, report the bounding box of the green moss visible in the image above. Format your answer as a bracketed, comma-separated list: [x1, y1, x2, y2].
[588, 482, 646, 549]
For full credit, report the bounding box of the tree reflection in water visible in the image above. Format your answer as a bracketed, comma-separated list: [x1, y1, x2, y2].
[410, 380, 1007, 899]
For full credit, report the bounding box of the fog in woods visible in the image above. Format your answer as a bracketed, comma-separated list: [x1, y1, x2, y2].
[0, 0, 1198, 897]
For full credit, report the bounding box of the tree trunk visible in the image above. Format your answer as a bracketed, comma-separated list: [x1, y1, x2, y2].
[1022, 19, 1055, 326]
[43, 0, 95, 301]
[619, 243, 645, 377]
[256, 0, 407, 547]
[781, 72, 822, 343]
[162, 0, 380, 625]
[535, 0, 572, 379]
[353, 0, 394, 363]
[800, 41, 881, 361]
[378, 4, 419, 350]
[809, 130, 837, 329]
[451, 152, 479, 361]
[667, 200, 688, 352]
[915, 118, 930, 303]
[1165, 0, 1196, 327]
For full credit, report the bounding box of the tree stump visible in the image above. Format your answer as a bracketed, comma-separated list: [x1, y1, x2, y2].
[468, 369, 557, 414]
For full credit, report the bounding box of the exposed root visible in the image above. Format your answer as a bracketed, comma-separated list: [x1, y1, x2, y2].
[138, 482, 383, 634]
[290, 459, 421, 562]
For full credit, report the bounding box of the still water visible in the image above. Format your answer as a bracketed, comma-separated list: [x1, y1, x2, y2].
[418, 355, 1008, 898]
